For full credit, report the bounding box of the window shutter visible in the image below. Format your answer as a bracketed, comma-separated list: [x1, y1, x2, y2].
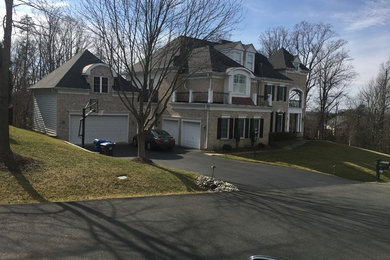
[250, 118, 254, 134]
[264, 85, 268, 99]
[277, 86, 281, 101]
[245, 118, 249, 138]
[229, 118, 234, 139]
[260, 118, 264, 138]
[270, 112, 273, 133]
[272, 85, 275, 101]
[234, 118, 239, 139]
[282, 113, 286, 132]
[283, 87, 287, 101]
[217, 118, 221, 139]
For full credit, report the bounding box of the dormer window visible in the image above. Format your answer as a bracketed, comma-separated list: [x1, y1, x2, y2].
[232, 51, 242, 64]
[233, 74, 246, 95]
[94, 76, 108, 93]
[246, 53, 254, 71]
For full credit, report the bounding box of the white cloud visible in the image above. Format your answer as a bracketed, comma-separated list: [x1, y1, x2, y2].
[345, 0, 390, 31]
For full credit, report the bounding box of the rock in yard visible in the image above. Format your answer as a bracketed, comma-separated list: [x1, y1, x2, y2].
[196, 175, 239, 192]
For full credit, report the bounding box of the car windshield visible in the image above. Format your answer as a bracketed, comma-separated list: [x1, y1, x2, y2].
[152, 130, 171, 137]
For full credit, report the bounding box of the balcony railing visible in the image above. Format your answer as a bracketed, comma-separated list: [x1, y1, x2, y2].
[175, 92, 189, 102]
[289, 100, 302, 108]
[173, 90, 268, 107]
[192, 92, 208, 103]
[213, 92, 229, 104]
[257, 95, 267, 106]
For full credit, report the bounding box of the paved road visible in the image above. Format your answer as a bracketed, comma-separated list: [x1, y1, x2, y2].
[1, 146, 390, 259]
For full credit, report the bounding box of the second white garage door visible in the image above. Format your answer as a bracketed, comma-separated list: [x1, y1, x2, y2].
[181, 120, 201, 149]
[162, 118, 179, 142]
[69, 113, 129, 145]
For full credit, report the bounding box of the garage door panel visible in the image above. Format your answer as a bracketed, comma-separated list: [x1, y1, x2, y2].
[162, 119, 179, 141]
[69, 114, 128, 144]
[181, 120, 201, 149]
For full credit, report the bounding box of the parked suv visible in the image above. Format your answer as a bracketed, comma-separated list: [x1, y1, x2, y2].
[133, 129, 175, 150]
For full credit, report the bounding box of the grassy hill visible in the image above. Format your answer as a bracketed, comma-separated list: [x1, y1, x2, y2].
[222, 141, 390, 183]
[0, 127, 201, 204]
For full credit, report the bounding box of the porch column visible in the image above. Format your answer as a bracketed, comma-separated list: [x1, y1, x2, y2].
[172, 91, 177, 102]
[208, 89, 213, 103]
[189, 89, 193, 103]
[228, 91, 232, 104]
[252, 93, 257, 106]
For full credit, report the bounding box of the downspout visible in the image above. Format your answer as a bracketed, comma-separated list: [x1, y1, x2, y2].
[205, 74, 211, 150]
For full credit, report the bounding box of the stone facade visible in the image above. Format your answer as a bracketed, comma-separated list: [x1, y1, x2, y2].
[55, 65, 137, 142]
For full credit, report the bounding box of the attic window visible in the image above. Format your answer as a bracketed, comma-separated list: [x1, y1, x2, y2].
[232, 51, 242, 64]
[94, 76, 108, 93]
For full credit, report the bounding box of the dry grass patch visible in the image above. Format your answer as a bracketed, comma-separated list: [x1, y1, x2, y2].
[0, 127, 201, 204]
[220, 141, 390, 183]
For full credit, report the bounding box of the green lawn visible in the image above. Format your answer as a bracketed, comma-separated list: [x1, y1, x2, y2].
[220, 141, 390, 183]
[0, 127, 201, 204]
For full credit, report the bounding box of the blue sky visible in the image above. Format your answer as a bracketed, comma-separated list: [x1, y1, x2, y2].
[1, 0, 389, 95]
[233, 0, 390, 95]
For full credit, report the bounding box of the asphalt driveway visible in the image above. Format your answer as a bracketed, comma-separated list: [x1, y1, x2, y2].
[114, 144, 356, 191]
[1, 145, 390, 259]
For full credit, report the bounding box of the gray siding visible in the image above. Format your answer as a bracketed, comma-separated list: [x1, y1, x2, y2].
[33, 90, 57, 136]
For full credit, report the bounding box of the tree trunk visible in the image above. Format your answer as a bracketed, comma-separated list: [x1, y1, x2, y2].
[137, 126, 146, 159]
[0, 0, 13, 163]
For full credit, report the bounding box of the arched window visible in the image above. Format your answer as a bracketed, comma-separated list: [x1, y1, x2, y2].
[233, 74, 246, 95]
[289, 89, 303, 108]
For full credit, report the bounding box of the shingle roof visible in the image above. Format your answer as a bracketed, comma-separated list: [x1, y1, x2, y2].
[253, 53, 291, 80]
[30, 49, 136, 92]
[209, 46, 244, 72]
[30, 50, 101, 89]
[269, 48, 309, 72]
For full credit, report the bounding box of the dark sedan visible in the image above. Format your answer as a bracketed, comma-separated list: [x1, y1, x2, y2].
[133, 129, 175, 150]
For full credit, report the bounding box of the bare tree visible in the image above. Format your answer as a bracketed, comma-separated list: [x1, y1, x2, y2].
[315, 49, 356, 139]
[258, 21, 348, 108]
[358, 59, 390, 151]
[0, 0, 14, 167]
[258, 26, 292, 57]
[81, 0, 241, 159]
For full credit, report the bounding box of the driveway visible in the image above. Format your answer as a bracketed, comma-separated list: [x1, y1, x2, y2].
[1, 145, 390, 259]
[114, 145, 355, 191]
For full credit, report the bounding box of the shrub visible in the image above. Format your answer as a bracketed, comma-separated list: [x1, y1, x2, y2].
[269, 132, 297, 142]
[222, 144, 232, 151]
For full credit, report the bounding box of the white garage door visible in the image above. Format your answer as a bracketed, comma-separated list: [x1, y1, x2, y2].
[181, 120, 201, 149]
[69, 114, 129, 145]
[162, 118, 179, 141]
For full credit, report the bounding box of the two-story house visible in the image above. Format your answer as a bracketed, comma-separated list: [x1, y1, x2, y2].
[31, 38, 308, 150]
[30, 50, 138, 145]
[150, 37, 309, 150]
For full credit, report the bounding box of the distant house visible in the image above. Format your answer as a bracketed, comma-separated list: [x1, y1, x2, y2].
[30, 50, 137, 145]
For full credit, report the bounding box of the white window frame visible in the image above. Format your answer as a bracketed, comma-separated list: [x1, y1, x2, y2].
[277, 86, 287, 101]
[246, 53, 254, 71]
[232, 51, 242, 64]
[93, 76, 109, 93]
[237, 116, 246, 139]
[233, 74, 247, 95]
[220, 116, 230, 140]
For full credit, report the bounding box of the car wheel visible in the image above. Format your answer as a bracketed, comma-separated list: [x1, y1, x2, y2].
[146, 142, 151, 150]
